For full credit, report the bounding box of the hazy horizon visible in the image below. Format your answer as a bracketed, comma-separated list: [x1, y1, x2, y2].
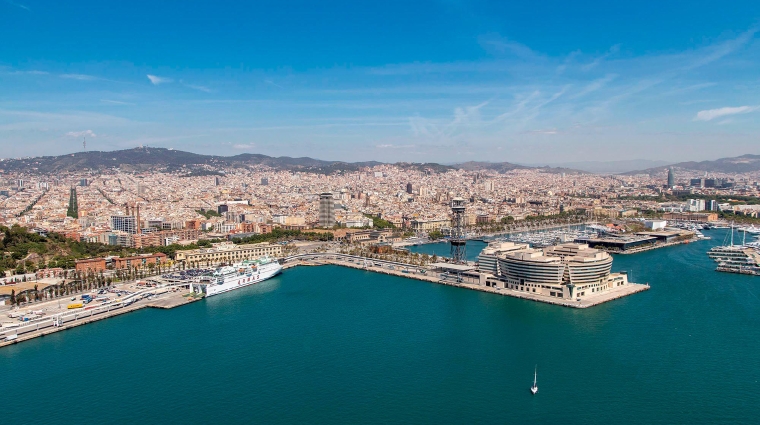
[5, 146, 757, 174]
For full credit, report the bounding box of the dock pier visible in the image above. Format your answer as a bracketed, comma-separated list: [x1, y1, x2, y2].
[1, 252, 649, 349]
[282, 253, 649, 309]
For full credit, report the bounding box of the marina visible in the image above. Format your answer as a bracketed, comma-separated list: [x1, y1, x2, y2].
[1, 224, 741, 348]
[706, 225, 760, 276]
[2, 229, 759, 424]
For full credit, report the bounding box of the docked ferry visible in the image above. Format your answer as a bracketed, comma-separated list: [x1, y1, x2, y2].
[191, 257, 282, 297]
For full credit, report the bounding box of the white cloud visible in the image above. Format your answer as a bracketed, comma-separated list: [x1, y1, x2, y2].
[571, 74, 617, 99]
[581, 44, 620, 71]
[66, 130, 97, 138]
[147, 74, 173, 85]
[376, 144, 415, 149]
[101, 99, 134, 105]
[478, 33, 541, 59]
[6, 70, 48, 75]
[6, 1, 30, 11]
[264, 79, 284, 89]
[525, 129, 559, 135]
[233, 143, 256, 149]
[185, 83, 213, 93]
[60, 74, 97, 81]
[694, 106, 759, 121]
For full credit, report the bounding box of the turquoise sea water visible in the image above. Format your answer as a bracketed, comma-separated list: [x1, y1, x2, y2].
[407, 239, 488, 262]
[2, 229, 759, 424]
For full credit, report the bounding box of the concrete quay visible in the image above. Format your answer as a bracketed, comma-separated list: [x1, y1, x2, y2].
[2, 254, 650, 349]
[611, 238, 701, 255]
[283, 254, 649, 309]
[0, 291, 198, 349]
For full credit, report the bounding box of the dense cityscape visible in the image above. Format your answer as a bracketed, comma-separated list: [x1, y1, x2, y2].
[1, 148, 758, 254]
[3, 2, 760, 423]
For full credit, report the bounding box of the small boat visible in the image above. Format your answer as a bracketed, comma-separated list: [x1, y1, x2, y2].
[530, 366, 538, 395]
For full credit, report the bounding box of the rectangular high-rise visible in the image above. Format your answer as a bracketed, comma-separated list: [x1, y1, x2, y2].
[110, 215, 137, 234]
[319, 192, 335, 228]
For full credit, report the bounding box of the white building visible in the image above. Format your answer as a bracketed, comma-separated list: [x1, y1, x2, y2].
[687, 199, 706, 212]
[644, 220, 667, 230]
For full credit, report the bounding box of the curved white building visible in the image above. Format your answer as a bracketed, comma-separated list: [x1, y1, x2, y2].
[497, 243, 625, 299]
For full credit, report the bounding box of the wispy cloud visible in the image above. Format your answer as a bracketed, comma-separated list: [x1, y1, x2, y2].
[581, 44, 620, 71]
[376, 144, 415, 149]
[60, 74, 98, 81]
[184, 83, 214, 93]
[66, 129, 97, 138]
[5, 0, 30, 11]
[682, 25, 759, 71]
[147, 74, 173, 85]
[264, 79, 284, 89]
[694, 106, 759, 121]
[478, 33, 542, 60]
[5, 70, 48, 75]
[555, 50, 580, 74]
[524, 129, 559, 135]
[101, 99, 134, 105]
[571, 74, 617, 99]
[232, 143, 256, 149]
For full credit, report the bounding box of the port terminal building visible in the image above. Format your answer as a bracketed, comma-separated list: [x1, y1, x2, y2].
[477, 242, 630, 300]
[573, 235, 658, 252]
[573, 229, 693, 252]
[175, 241, 282, 266]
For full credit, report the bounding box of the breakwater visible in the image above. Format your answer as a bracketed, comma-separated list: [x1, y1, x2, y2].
[283, 253, 649, 309]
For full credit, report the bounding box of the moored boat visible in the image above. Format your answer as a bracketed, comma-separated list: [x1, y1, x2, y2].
[190, 257, 282, 297]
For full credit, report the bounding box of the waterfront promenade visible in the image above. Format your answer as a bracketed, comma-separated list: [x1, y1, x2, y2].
[282, 253, 649, 309]
[1, 251, 649, 348]
[0, 285, 197, 348]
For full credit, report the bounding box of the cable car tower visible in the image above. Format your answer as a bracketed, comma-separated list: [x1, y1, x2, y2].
[450, 197, 467, 263]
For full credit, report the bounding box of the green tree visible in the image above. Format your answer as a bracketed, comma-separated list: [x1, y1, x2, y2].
[428, 230, 444, 240]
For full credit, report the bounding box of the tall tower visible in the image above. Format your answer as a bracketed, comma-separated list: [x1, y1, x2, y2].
[135, 202, 141, 234]
[450, 198, 467, 264]
[667, 168, 675, 188]
[319, 192, 335, 228]
[67, 186, 78, 218]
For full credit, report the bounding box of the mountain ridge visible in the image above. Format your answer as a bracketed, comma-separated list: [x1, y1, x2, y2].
[5, 147, 755, 175]
[0, 147, 585, 175]
[623, 154, 760, 175]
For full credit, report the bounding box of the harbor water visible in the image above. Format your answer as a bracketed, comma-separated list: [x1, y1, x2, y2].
[1, 229, 759, 424]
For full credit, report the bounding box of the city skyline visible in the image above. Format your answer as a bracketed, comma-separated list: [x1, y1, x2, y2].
[2, 1, 760, 163]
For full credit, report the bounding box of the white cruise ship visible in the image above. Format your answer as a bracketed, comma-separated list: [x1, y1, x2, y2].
[191, 257, 282, 297]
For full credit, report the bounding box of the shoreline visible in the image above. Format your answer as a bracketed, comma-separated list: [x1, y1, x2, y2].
[283, 254, 649, 309]
[2, 253, 648, 349]
[0, 291, 199, 349]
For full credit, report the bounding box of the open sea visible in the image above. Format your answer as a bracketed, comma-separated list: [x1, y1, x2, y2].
[2, 229, 759, 424]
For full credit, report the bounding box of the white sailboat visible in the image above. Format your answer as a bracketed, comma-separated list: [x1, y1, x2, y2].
[530, 366, 538, 395]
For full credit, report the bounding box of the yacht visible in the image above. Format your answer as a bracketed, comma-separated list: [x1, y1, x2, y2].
[738, 225, 760, 235]
[707, 224, 760, 273]
[530, 366, 538, 395]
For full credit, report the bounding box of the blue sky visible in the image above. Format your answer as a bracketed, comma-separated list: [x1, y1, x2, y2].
[1, 1, 759, 164]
